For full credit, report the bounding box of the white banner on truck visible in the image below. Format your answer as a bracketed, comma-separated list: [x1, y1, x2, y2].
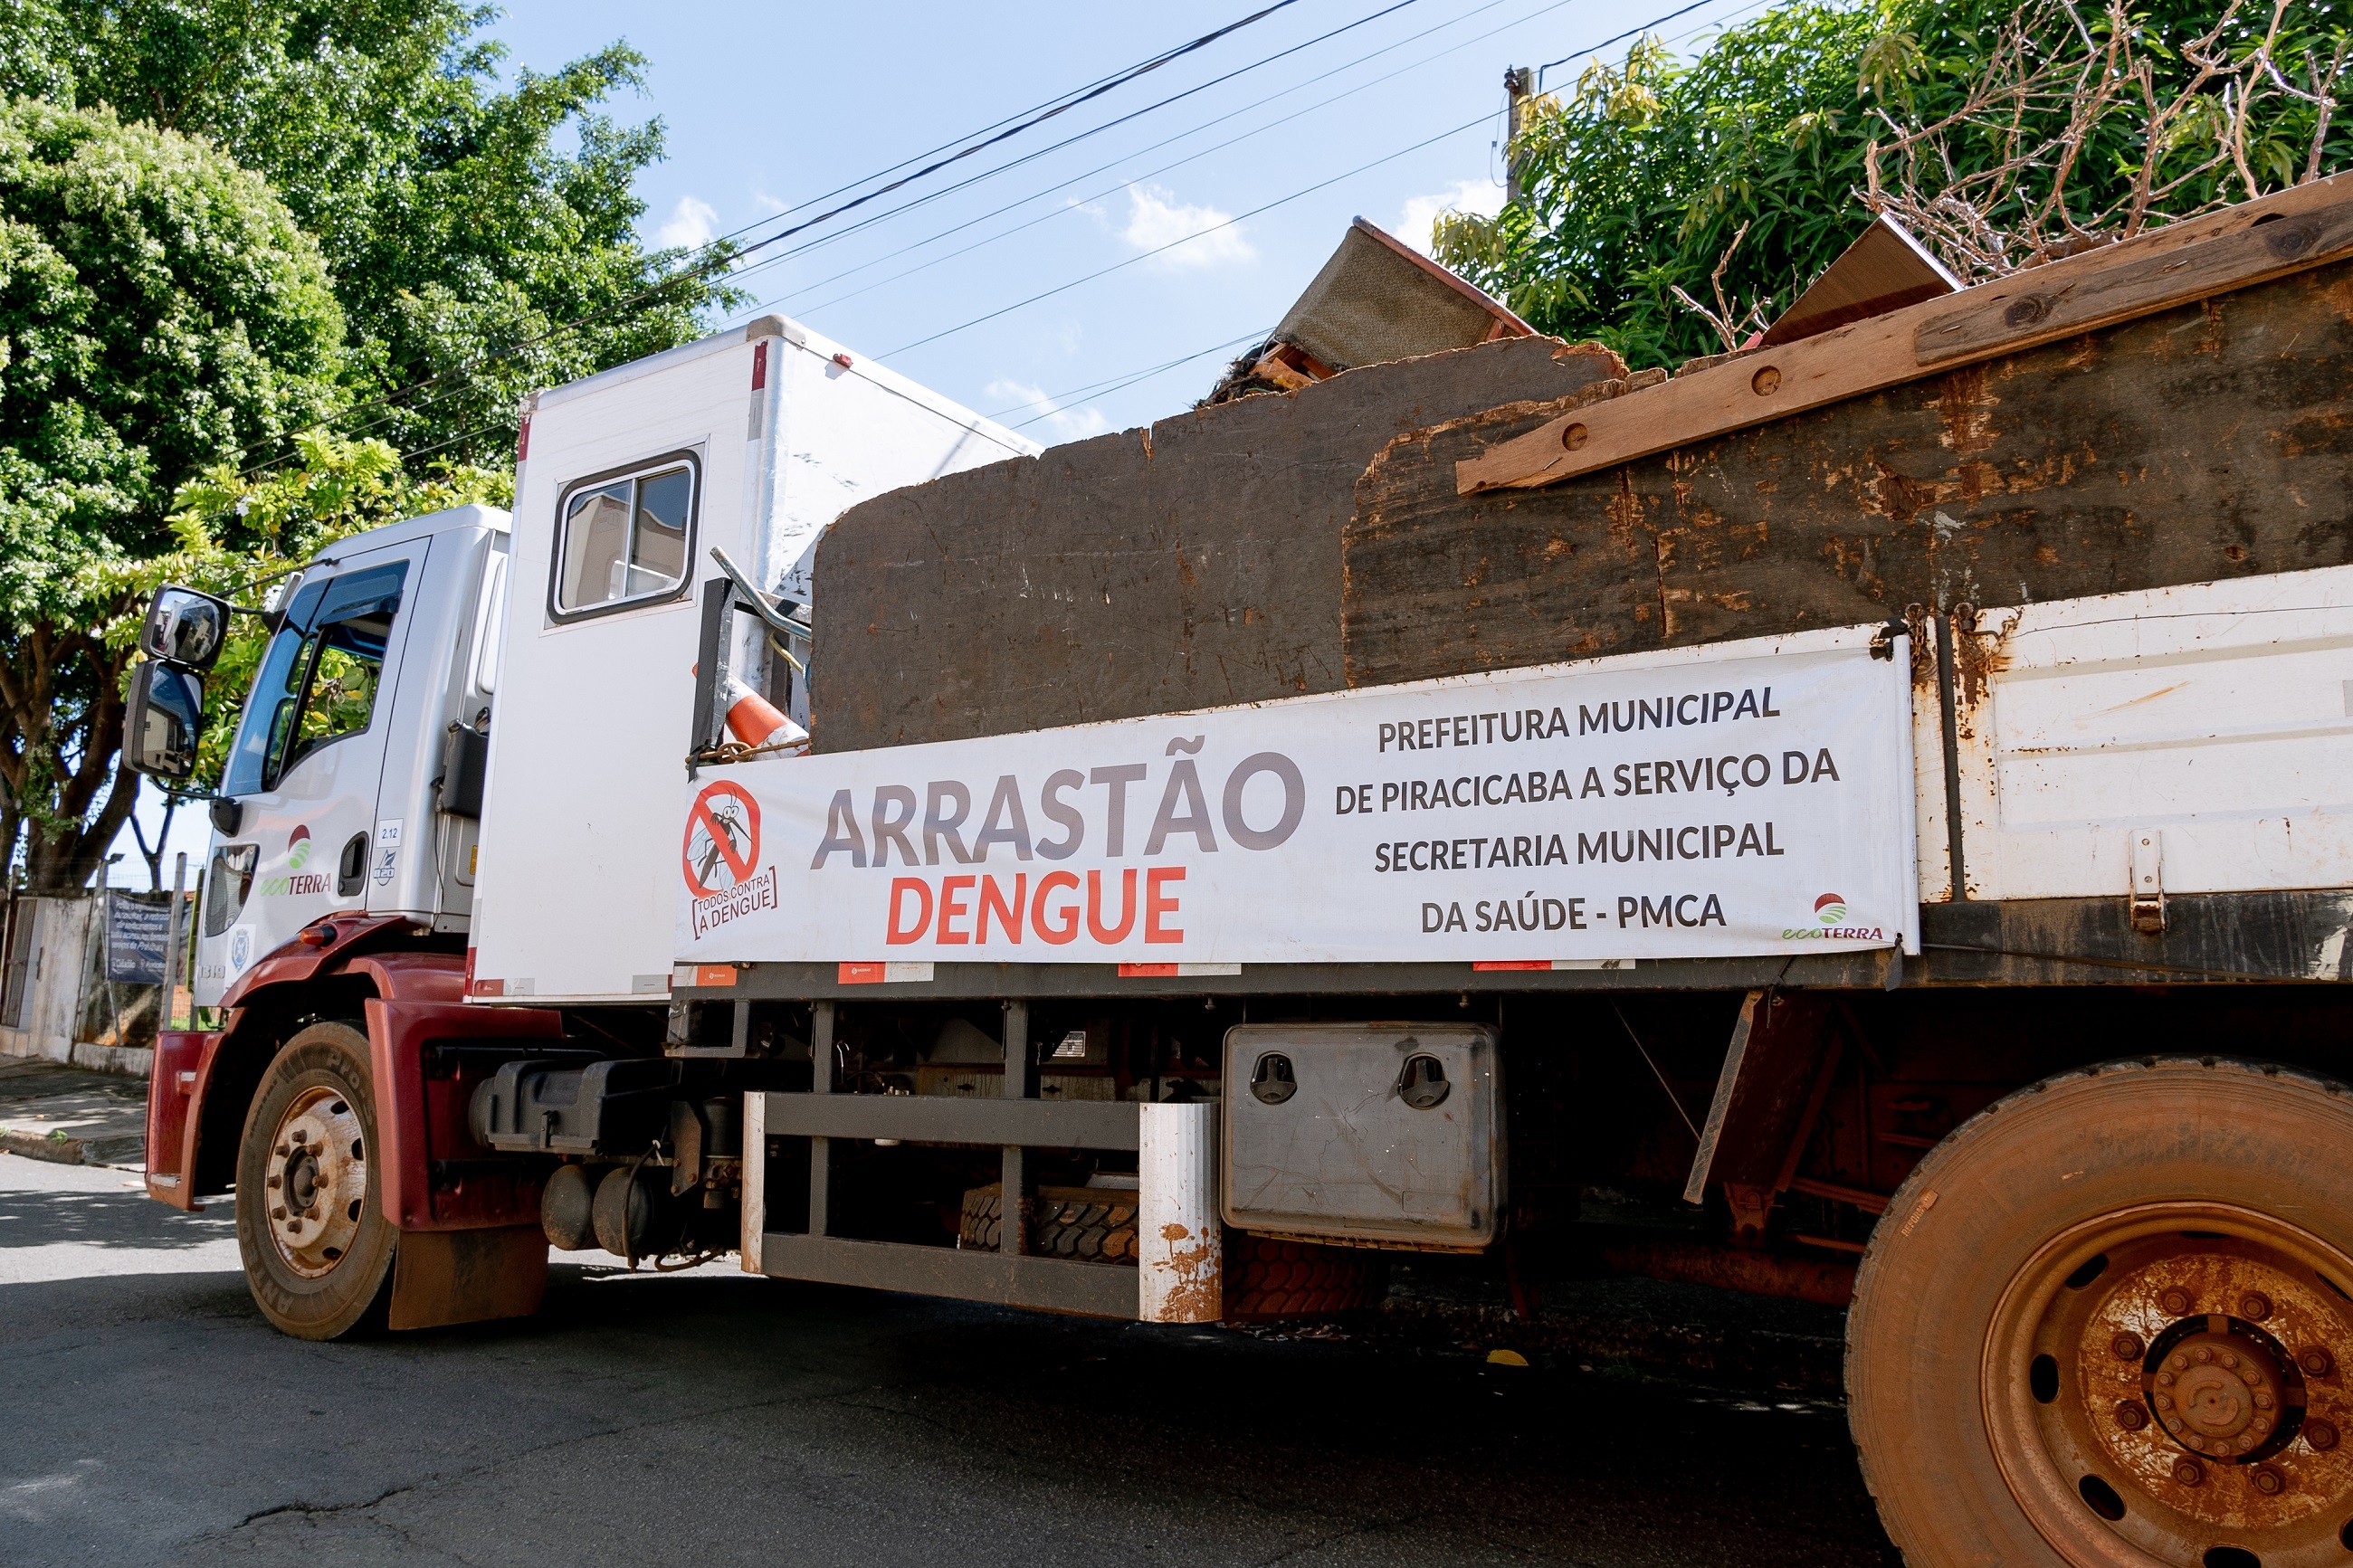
[675, 624, 1919, 967]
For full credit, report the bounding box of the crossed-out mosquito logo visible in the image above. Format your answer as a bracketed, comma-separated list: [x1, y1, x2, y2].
[1782, 890, 1882, 942]
[683, 780, 776, 938]
[286, 825, 312, 871]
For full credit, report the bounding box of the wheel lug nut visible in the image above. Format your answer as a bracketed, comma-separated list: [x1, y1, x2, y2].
[2186, 1434, 2207, 1450]
[2300, 1347, 2337, 1378]
[2252, 1465, 2286, 1496]
[2115, 1401, 2149, 1431]
[2255, 1391, 2275, 1409]
[2308, 1419, 2340, 1451]
[2239, 1291, 2273, 1321]
[2161, 1288, 2196, 1316]
[2155, 1392, 2175, 1410]
[2169, 1354, 2190, 1372]
[2221, 1352, 2240, 1369]
[2173, 1458, 2205, 1486]
[2111, 1333, 2146, 1362]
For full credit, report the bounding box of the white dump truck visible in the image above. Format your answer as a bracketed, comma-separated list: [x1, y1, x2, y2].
[128, 177, 2353, 1568]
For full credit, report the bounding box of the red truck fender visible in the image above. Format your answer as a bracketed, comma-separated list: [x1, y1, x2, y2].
[144, 921, 568, 1314]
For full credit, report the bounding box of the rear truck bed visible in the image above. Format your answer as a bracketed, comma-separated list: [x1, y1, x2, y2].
[667, 177, 2353, 1567]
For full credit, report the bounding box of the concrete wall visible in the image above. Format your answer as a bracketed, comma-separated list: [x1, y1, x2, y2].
[0, 896, 154, 1078]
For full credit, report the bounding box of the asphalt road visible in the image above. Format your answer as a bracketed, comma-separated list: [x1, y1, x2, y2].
[1, 1152, 1902, 1567]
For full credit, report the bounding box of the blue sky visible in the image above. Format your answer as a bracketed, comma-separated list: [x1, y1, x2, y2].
[492, 0, 1767, 440]
[110, 0, 1768, 886]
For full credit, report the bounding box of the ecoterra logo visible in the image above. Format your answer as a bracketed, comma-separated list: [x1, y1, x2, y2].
[259, 823, 329, 898]
[1782, 890, 1884, 942]
[683, 780, 777, 938]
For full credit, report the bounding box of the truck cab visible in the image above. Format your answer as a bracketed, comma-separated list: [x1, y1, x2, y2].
[121, 312, 1035, 1338]
[189, 506, 509, 1004]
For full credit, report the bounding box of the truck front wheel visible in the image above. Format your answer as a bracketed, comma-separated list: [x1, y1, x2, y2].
[1851, 1057, 2353, 1567]
[233, 1022, 397, 1340]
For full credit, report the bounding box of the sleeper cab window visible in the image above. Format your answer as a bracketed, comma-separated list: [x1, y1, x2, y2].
[550, 453, 699, 620]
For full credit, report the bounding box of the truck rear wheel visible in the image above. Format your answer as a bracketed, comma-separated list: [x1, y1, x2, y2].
[1850, 1057, 2353, 1567]
[233, 1022, 397, 1340]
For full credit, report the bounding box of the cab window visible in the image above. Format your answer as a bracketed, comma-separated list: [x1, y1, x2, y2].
[221, 563, 408, 795]
[551, 455, 697, 618]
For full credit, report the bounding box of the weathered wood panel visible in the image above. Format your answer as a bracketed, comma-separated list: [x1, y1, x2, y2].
[810, 335, 1624, 752]
[1345, 260, 2353, 687]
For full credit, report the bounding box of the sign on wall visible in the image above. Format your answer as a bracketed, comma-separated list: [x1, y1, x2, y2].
[675, 624, 1920, 966]
[104, 890, 174, 984]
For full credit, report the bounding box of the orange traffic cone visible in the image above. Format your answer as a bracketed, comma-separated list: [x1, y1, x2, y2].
[691, 663, 810, 753]
[723, 675, 807, 751]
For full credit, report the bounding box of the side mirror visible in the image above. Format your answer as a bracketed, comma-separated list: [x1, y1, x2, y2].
[124, 661, 204, 780]
[139, 585, 231, 671]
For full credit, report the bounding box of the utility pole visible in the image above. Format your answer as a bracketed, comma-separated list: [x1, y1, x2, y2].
[1504, 65, 1535, 204]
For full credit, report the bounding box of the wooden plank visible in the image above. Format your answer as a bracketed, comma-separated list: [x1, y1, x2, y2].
[757, 1232, 1139, 1317]
[1756, 214, 1955, 348]
[1455, 173, 2353, 495]
[1346, 255, 2353, 693]
[1914, 196, 2353, 362]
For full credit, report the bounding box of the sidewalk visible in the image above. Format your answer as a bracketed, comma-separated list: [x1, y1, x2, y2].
[0, 1058, 148, 1169]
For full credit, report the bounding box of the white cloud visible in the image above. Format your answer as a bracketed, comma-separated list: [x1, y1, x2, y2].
[1119, 184, 1254, 270]
[654, 195, 720, 251]
[986, 378, 1110, 444]
[1396, 178, 1507, 256]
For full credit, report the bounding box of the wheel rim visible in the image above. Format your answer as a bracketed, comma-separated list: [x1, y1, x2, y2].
[1984, 1202, 2353, 1567]
[262, 1084, 368, 1279]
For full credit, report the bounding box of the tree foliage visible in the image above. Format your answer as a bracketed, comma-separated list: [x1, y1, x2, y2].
[1437, 0, 2353, 370]
[0, 0, 739, 890]
[0, 98, 343, 889]
[2, 0, 738, 467]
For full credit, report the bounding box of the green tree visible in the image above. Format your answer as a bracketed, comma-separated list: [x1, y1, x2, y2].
[1440, 0, 2353, 370]
[0, 0, 740, 889]
[0, 99, 344, 891]
[2, 0, 737, 466]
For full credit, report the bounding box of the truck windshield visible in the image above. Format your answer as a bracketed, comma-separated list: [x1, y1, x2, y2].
[220, 563, 408, 796]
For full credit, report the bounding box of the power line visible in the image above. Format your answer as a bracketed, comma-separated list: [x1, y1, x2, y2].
[724, 0, 1581, 326]
[878, 109, 1495, 361]
[283, 0, 1447, 468]
[230, 0, 1324, 478]
[1537, 0, 1725, 80]
[868, 0, 1772, 397]
[714, 0, 1438, 295]
[990, 328, 1272, 425]
[262, 0, 1767, 479]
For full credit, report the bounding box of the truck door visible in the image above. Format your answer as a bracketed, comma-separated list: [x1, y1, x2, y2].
[194, 543, 423, 1004]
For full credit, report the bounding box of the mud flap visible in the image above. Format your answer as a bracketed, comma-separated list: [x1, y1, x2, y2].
[1682, 989, 1843, 1224]
[387, 1224, 548, 1330]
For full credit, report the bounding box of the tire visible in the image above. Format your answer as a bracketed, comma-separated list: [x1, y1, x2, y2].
[1223, 1233, 1386, 1321]
[959, 1183, 1138, 1262]
[955, 1187, 1386, 1318]
[233, 1022, 397, 1340]
[1849, 1057, 2353, 1568]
